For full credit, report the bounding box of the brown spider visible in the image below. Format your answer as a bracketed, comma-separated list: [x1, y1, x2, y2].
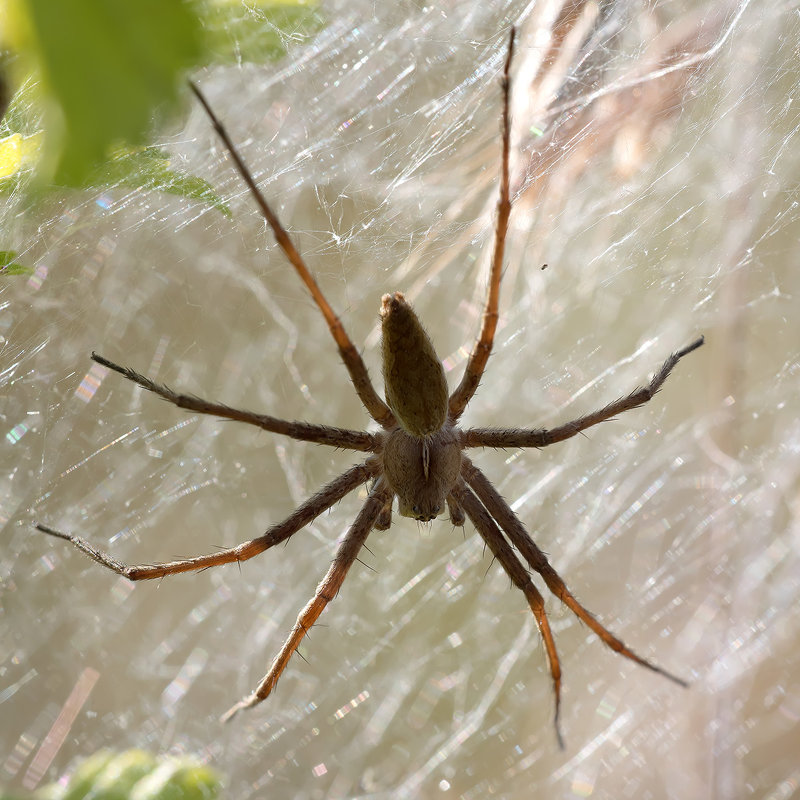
[36, 29, 703, 745]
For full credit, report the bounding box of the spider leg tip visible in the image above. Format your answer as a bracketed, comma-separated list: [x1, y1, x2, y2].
[553, 698, 564, 749]
[189, 80, 210, 108]
[34, 522, 66, 539]
[221, 689, 267, 723]
[669, 673, 691, 689]
[646, 659, 690, 689]
[91, 352, 114, 370]
[220, 701, 245, 724]
[679, 336, 705, 358]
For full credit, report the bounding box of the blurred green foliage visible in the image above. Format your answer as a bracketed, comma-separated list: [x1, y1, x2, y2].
[4, 0, 205, 187]
[0, 749, 221, 800]
[0, 0, 323, 202]
[0, 249, 32, 274]
[198, 0, 324, 65]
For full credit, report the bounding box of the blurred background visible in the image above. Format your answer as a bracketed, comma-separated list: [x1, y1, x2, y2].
[2, 0, 798, 797]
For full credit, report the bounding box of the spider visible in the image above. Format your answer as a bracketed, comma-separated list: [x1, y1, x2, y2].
[36, 29, 703, 745]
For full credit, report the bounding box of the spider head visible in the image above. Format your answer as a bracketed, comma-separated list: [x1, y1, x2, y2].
[381, 426, 461, 522]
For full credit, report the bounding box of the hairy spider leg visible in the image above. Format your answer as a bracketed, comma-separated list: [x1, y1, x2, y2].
[461, 336, 704, 449]
[449, 27, 515, 420]
[189, 83, 395, 429]
[90, 353, 377, 451]
[446, 494, 466, 527]
[462, 457, 688, 687]
[453, 479, 565, 748]
[222, 478, 392, 721]
[35, 460, 378, 580]
[374, 496, 394, 531]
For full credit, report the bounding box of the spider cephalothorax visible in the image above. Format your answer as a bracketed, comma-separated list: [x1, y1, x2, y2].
[36, 29, 703, 744]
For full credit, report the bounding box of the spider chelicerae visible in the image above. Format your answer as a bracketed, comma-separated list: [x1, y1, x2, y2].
[36, 29, 703, 745]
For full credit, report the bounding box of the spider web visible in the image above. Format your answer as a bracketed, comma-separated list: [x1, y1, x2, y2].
[3, 0, 799, 797]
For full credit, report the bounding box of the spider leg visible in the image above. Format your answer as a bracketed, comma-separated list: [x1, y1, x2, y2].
[449, 28, 515, 420]
[446, 495, 466, 527]
[462, 457, 688, 687]
[189, 83, 395, 429]
[35, 460, 378, 580]
[452, 478, 564, 748]
[374, 495, 393, 531]
[222, 478, 391, 721]
[91, 353, 377, 451]
[462, 336, 704, 449]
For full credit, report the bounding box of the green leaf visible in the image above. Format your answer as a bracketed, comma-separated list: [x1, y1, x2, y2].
[22, 0, 205, 186]
[22, 750, 223, 800]
[0, 131, 42, 178]
[69, 749, 156, 800]
[58, 750, 117, 800]
[0, 132, 229, 213]
[99, 148, 231, 216]
[195, 0, 325, 64]
[0, 249, 33, 275]
[129, 759, 220, 800]
[0, 0, 324, 206]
